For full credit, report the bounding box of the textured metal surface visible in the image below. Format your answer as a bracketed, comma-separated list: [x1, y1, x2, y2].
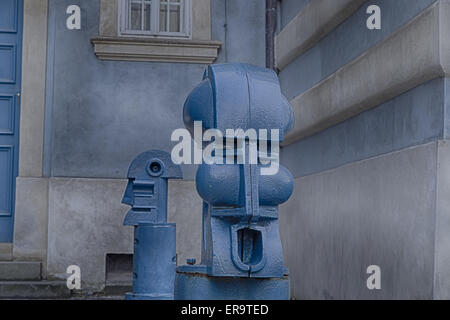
[175, 266, 290, 300]
[183, 63, 293, 140]
[178, 63, 293, 299]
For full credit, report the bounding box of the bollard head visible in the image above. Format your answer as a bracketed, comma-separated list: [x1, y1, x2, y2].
[183, 63, 294, 141]
[122, 150, 182, 226]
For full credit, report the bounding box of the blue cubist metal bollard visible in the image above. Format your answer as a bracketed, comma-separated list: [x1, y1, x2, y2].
[121, 150, 182, 300]
[175, 63, 295, 300]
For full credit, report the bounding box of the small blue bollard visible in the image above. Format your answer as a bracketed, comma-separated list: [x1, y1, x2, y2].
[121, 150, 182, 300]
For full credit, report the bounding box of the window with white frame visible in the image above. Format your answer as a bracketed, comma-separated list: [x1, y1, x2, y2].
[119, 0, 191, 38]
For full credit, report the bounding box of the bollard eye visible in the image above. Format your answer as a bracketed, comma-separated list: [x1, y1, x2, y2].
[150, 162, 161, 174]
[146, 159, 164, 177]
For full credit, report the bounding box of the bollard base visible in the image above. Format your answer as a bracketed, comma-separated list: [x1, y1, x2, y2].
[125, 292, 174, 300]
[174, 265, 290, 300]
[127, 223, 176, 300]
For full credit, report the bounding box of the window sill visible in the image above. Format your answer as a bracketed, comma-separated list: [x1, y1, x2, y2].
[91, 36, 221, 64]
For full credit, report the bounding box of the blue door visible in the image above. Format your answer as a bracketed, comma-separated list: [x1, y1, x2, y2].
[0, 0, 22, 242]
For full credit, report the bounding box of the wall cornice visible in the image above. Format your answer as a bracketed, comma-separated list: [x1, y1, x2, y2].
[91, 36, 221, 64]
[284, 1, 450, 146]
[275, 0, 365, 70]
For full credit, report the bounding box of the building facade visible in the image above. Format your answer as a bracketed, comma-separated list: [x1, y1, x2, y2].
[278, 0, 450, 299]
[0, 0, 265, 294]
[2, 0, 450, 299]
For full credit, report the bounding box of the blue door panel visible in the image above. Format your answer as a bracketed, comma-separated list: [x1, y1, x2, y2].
[0, 146, 13, 216]
[0, 0, 18, 33]
[0, 95, 15, 134]
[0, 44, 16, 84]
[0, 0, 22, 242]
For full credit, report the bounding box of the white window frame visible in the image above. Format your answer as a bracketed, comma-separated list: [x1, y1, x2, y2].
[118, 0, 192, 39]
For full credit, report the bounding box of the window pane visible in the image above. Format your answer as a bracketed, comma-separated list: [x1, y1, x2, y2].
[144, 2, 151, 31]
[129, 2, 142, 30]
[159, 4, 168, 32]
[169, 4, 181, 32]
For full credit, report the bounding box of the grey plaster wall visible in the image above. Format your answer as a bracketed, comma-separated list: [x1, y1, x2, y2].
[46, 178, 201, 290]
[275, 0, 450, 300]
[46, 178, 132, 288]
[279, 0, 311, 29]
[281, 77, 446, 178]
[434, 140, 450, 299]
[279, 142, 438, 299]
[211, 0, 265, 65]
[278, 0, 437, 101]
[444, 78, 450, 137]
[278, 0, 450, 179]
[44, 0, 266, 180]
[13, 177, 49, 269]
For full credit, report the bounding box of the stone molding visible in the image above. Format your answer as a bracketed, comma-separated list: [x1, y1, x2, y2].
[91, 36, 221, 64]
[275, 0, 365, 70]
[284, 1, 450, 145]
